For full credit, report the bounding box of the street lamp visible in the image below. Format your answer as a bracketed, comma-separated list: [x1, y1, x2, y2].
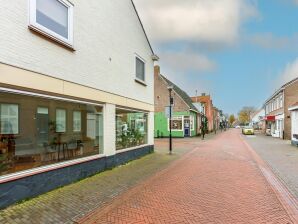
[168, 85, 174, 154]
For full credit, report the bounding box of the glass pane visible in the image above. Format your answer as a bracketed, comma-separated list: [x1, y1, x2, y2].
[36, 0, 69, 38]
[136, 58, 145, 81]
[56, 109, 66, 133]
[0, 104, 18, 134]
[116, 109, 148, 150]
[73, 111, 81, 132]
[0, 92, 103, 176]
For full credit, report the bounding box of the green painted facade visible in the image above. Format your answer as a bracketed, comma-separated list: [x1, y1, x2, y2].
[154, 111, 198, 138]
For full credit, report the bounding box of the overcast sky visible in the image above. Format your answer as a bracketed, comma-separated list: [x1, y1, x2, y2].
[133, 0, 298, 115]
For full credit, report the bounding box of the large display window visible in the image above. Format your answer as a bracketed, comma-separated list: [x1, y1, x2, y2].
[0, 91, 103, 176]
[116, 109, 148, 150]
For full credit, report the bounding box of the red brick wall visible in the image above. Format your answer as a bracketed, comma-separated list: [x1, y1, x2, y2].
[191, 96, 214, 131]
[154, 66, 189, 113]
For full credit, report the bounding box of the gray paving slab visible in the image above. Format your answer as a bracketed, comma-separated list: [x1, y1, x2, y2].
[244, 132, 298, 198]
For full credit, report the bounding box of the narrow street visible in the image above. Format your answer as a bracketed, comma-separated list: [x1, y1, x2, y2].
[79, 129, 297, 224]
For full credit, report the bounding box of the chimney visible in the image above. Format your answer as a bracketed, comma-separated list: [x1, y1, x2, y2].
[154, 65, 160, 76]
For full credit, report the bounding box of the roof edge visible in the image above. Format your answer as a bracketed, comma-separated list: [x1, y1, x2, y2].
[130, 0, 155, 56]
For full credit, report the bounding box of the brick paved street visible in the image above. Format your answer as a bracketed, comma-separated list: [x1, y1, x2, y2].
[79, 130, 297, 224]
[245, 133, 298, 198]
[0, 136, 207, 224]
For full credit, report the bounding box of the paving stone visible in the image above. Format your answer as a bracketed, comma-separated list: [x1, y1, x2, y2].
[0, 135, 205, 224]
[79, 130, 294, 224]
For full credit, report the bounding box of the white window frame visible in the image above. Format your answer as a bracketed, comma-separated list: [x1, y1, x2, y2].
[28, 0, 74, 48]
[190, 116, 195, 131]
[73, 111, 81, 132]
[0, 104, 19, 135]
[134, 54, 146, 84]
[168, 116, 184, 131]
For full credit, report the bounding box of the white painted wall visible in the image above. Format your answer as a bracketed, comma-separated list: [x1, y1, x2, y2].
[103, 104, 116, 156]
[0, 0, 154, 105]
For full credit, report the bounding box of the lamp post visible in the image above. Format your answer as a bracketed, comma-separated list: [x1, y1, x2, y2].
[168, 85, 174, 154]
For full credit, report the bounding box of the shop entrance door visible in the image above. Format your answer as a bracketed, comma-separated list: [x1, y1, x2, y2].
[184, 118, 190, 137]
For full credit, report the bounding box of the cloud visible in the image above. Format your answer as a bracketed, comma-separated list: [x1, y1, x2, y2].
[279, 58, 298, 85]
[294, 0, 298, 5]
[133, 0, 258, 45]
[159, 51, 216, 73]
[249, 33, 298, 50]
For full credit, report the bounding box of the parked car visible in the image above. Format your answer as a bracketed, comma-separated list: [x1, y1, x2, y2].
[235, 125, 241, 129]
[242, 126, 254, 135]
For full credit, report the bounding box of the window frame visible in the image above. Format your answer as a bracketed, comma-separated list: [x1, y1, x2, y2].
[134, 55, 146, 84]
[28, 0, 74, 48]
[0, 103, 20, 135]
[168, 116, 184, 131]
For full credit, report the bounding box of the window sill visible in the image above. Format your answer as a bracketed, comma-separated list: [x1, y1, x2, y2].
[28, 25, 75, 51]
[135, 78, 147, 86]
[116, 144, 150, 154]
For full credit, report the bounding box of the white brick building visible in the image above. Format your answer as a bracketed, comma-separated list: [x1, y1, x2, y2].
[0, 0, 157, 208]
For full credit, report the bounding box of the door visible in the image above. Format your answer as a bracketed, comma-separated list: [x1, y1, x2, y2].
[184, 118, 190, 137]
[36, 107, 49, 146]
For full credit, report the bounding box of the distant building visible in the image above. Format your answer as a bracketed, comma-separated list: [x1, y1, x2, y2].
[191, 94, 214, 132]
[264, 77, 298, 140]
[154, 66, 199, 138]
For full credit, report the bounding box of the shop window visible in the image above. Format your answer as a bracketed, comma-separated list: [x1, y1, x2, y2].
[169, 116, 183, 131]
[116, 109, 148, 150]
[0, 104, 19, 135]
[73, 111, 81, 132]
[0, 91, 103, 177]
[29, 0, 74, 47]
[135, 56, 145, 82]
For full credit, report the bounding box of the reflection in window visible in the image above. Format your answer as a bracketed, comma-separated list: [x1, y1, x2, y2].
[0, 92, 103, 176]
[56, 109, 66, 133]
[136, 57, 145, 81]
[0, 104, 19, 134]
[36, 0, 69, 38]
[73, 111, 81, 132]
[116, 109, 148, 150]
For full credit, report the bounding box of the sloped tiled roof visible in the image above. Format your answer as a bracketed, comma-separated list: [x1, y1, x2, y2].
[160, 74, 198, 112]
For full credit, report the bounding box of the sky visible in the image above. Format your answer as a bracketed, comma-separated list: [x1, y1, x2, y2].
[133, 0, 298, 115]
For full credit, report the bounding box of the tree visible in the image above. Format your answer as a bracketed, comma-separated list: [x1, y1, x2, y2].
[238, 107, 256, 124]
[229, 114, 236, 126]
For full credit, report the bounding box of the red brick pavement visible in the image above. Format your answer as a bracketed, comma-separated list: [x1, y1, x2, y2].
[79, 130, 296, 224]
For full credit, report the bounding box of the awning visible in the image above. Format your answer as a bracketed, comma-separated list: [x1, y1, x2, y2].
[265, 116, 275, 121]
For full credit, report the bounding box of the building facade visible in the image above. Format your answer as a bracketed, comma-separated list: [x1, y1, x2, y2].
[264, 78, 298, 140]
[289, 103, 298, 146]
[154, 66, 199, 138]
[191, 94, 214, 132]
[0, 0, 157, 208]
[251, 109, 265, 131]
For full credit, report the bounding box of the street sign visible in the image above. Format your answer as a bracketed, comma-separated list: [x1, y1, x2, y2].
[165, 106, 173, 118]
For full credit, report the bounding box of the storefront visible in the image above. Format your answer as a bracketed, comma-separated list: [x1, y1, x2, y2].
[0, 88, 153, 209]
[0, 89, 104, 177]
[265, 115, 284, 138]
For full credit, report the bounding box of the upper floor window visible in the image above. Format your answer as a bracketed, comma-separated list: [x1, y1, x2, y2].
[29, 0, 74, 47]
[135, 56, 145, 82]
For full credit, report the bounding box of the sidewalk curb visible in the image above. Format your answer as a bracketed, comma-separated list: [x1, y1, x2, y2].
[240, 134, 298, 223]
